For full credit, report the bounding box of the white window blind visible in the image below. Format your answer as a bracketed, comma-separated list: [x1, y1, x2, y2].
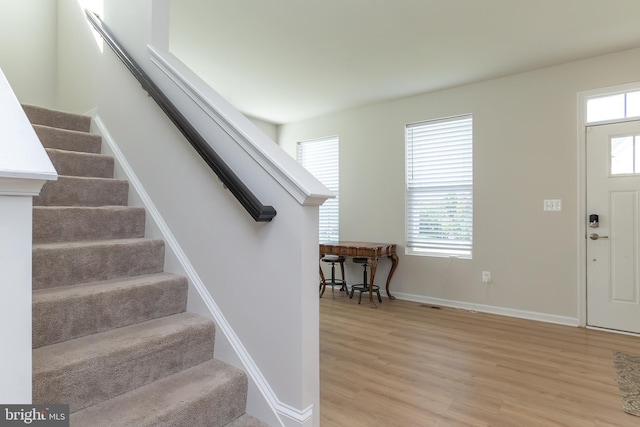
[297, 136, 339, 242]
[406, 115, 473, 258]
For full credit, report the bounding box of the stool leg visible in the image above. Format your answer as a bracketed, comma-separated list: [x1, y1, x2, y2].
[358, 264, 368, 304]
[330, 262, 336, 298]
[319, 263, 326, 297]
[339, 261, 347, 292]
[363, 264, 368, 288]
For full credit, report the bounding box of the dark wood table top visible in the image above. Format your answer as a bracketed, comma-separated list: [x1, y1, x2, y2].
[319, 241, 397, 258]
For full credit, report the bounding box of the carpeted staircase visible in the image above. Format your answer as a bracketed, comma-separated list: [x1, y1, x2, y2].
[25, 105, 268, 427]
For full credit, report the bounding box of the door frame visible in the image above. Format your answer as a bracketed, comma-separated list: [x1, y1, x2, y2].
[577, 81, 640, 330]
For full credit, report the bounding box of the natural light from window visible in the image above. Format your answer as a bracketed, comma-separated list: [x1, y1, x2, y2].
[611, 135, 640, 175]
[587, 90, 640, 123]
[297, 137, 340, 242]
[77, 0, 104, 52]
[405, 115, 473, 258]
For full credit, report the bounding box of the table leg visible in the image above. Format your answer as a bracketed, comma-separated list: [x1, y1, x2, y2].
[368, 257, 378, 304]
[385, 253, 399, 300]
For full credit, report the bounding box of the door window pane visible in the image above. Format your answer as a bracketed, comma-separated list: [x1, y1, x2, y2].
[611, 135, 639, 175]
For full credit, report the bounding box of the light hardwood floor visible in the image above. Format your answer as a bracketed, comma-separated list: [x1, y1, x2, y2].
[320, 293, 640, 426]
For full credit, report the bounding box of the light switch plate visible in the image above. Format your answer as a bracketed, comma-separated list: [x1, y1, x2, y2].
[543, 199, 562, 211]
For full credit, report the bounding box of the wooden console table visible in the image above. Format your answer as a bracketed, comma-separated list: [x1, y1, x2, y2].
[319, 241, 398, 304]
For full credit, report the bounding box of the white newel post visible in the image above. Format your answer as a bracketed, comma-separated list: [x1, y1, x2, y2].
[0, 68, 57, 403]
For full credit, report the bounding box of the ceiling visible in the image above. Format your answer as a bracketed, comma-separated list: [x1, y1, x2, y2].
[169, 0, 640, 125]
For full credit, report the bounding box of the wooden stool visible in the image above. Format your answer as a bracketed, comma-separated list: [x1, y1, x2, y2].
[320, 255, 347, 298]
[349, 257, 381, 304]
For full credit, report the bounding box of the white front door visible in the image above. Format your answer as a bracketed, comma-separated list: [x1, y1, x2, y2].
[586, 120, 640, 333]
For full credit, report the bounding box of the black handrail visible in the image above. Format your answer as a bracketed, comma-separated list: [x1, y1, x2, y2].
[85, 10, 276, 222]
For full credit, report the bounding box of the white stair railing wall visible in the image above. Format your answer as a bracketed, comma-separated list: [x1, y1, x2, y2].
[0, 68, 58, 404]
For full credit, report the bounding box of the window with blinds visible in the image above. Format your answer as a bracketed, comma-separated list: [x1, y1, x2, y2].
[406, 115, 473, 258]
[297, 136, 339, 242]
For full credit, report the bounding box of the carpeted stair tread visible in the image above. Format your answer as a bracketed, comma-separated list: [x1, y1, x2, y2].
[33, 273, 188, 348]
[23, 104, 91, 132]
[70, 359, 248, 427]
[32, 238, 165, 289]
[33, 124, 101, 153]
[33, 206, 145, 243]
[34, 175, 129, 207]
[33, 312, 215, 412]
[45, 148, 114, 178]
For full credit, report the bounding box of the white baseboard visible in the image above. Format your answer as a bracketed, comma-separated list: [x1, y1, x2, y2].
[393, 292, 580, 327]
[586, 326, 640, 337]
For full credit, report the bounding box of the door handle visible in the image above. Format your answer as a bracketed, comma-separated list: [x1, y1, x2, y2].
[589, 233, 609, 240]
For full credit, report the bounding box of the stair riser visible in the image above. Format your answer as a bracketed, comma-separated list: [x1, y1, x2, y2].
[32, 240, 165, 289]
[46, 149, 114, 178]
[33, 316, 215, 412]
[33, 207, 145, 243]
[33, 275, 188, 348]
[33, 125, 101, 154]
[34, 176, 129, 207]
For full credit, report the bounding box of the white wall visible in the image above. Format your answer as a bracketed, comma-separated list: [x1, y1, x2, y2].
[280, 47, 640, 324]
[56, 0, 103, 114]
[247, 115, 278, 141]
[0, 0, 57, 108]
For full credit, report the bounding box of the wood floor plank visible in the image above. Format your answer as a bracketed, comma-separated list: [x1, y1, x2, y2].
[320, 295, 640, 426]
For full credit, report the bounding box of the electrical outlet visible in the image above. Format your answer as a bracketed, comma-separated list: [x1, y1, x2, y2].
[482, 271, 491, 283]
[543, 199, 562, 211]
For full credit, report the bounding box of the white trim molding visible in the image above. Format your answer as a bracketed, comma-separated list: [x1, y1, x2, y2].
[147, 45, 332, 207]
[0, 177, 51, 196]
